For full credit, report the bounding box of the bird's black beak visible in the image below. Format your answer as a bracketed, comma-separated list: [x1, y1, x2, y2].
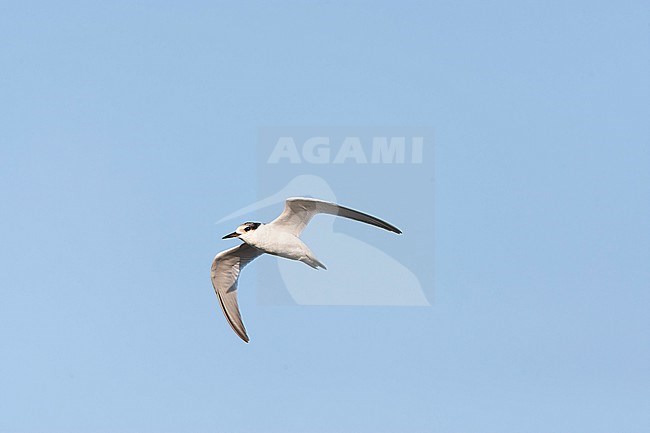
[222, 232, 240, 239]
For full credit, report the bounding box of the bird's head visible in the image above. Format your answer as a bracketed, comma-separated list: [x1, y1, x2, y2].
[222, 222, 261, 240]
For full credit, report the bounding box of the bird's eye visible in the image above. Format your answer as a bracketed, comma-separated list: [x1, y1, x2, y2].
[244, 227, 251, 232]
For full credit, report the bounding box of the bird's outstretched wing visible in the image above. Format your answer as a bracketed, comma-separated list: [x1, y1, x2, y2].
[268, 197, 402, 236]
[211, 243, 264, 342]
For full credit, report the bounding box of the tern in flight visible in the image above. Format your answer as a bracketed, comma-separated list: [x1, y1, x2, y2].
[211, 197, 402, 342]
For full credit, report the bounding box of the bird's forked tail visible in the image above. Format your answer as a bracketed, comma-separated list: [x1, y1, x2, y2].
[300, 255, 327, 270]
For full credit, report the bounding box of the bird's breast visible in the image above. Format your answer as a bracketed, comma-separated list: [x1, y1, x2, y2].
[246, 228, 307, 260]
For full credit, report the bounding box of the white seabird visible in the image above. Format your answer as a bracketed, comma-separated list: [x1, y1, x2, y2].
[211, 197, 401, 342]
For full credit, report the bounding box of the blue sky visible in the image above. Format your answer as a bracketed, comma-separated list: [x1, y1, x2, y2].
[1, 2, 648, 432]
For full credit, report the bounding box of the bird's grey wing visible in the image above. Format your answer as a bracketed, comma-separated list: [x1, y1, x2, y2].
[211, 243, 264, 342]
[268, 197, 402, 236]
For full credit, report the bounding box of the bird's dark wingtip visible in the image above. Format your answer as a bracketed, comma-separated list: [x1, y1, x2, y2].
[388, 225, 403, 234]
